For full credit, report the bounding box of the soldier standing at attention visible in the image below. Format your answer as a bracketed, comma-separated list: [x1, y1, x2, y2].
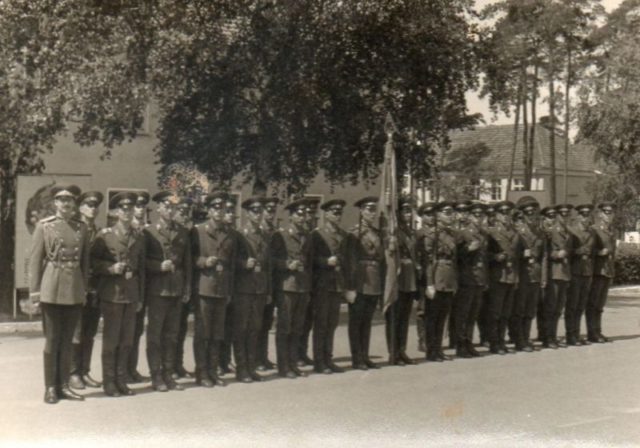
[69, 191, 104, 390]
[311, 199, 350, 374]
[385, 197, 419, 366]
[220, 194, 239, 375]
[299, 197, 320, 367]
[415, 202, 437, 353]
[566, 204, 596, 346]
[128, 191, 151, 383]
[29, 185, 90, 404]
[91, 192, 146, 397]
[172, 196, 195, 379]
[454, 201, 488, 358]
[423, 201, 458, 362]
[256, 197, 281, 372]
[486, 201, 521, 355]
[544, 204, 574, 348]
[348, 197, 384, 370]
[191, 191, 236, 387]
[511, 200, 544, 351]
[586, 202, 616, 343]
[144, 191, 192, 392]
[478, 203, 496, 347]
[233, 197, 270, 383]
[271, 198, 314, 378]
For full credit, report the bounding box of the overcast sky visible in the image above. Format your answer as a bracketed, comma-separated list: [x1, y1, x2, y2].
[467, 0, 624, 126]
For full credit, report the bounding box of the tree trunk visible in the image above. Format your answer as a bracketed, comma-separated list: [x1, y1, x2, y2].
[563, 47, 571, 203]
[526, 63, 539, 191]
[549, 75, 557, 205]
[522, 66, 529, 190]
[0, 176, 16, 316]
[507, 76, 523, 194]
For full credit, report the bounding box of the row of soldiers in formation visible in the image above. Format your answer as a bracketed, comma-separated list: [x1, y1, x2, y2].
[28, 184, 616, 404]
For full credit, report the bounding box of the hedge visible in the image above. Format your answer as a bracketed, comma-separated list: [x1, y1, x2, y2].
[614, 243, 640, 285]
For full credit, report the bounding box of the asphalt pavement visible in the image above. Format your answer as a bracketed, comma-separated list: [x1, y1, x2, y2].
[2, 292, 640, 448]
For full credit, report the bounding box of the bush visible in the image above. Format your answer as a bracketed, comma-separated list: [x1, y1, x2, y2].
[614, 243, 640, 285]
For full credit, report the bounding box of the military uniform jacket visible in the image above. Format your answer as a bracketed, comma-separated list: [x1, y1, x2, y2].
[424, 226, 458, 292]
[235, 224, 271, 295]
[191, 221, 237, 298]
[592, 223, 616, 278]
[29, 216, 90, 305]
[516, 221, 545, 284]
[271, 226, 313, 293]
[394, 225, 419, 293]
[91, 224, 146, 304]
[457, 222, 488, 287]
[348, 224, 385, 295]
[487, 222, 521, 284]
[415, 225, 433, 292]
[311, 224, 350, 293]
[144, 221, 192, 298]
[546, 222, 574, 281]
[568, 222, 596, 277]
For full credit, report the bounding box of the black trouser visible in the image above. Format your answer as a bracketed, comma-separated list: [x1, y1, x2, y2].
[385, 292, 414, 360]
[101, 301, 137, 385]
[536, 288, 546, 340]
[71, 294, 101, 377]
[348, 294, 379, 365]
[510, 282, 540, 346]
[175, 301, 192, 371]
[299, 299, 314, 359]
[544, 280, 569, 341]
[424, 291, 453, 354]
[41, 303, 82, 388]
[275, 291, 310, 374]
[233, 293, 267, 376]
[487, 282, 515, 347]
[455, 285, 484, 348]
[478, 290, 491, 343]
[566, 276, 592, 340]
[146, 295, 181, 377]
[257, 300, 276, 366]
[194, 295, 227, 377]
[313, 290, 343, 368]
[416, 295, 426, 348]
[586, 276, 611, 338]
[127, 305, 146, 376]
[221, 301, 234, 369]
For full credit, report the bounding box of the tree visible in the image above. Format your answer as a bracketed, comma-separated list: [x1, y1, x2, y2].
[577, 0, 640, 228]
[0, 1, 150, 313]
[148, 0, 480, 195]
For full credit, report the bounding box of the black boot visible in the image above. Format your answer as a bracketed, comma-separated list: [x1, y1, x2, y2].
[195, 369, 214, 388]
[69, 344, 85, 390]
[151, 372, 168, 392]
[81, 340, 101, 387]
[44, 353, 59, 404]
[208, 342, 227, 386]
[102, 352, 121, 397]
[116, 348, 135, 396]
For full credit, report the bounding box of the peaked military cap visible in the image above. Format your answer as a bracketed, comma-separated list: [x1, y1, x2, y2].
[264, 197, 280, 206]
[205, 191, 228, 206]
[52, 184, 81, 198]
[225, 194, 239, 206]
[354, 196, 379, 208]
[242, 196, 265, 210]
[554, 203, 574, 212]
[135, 191, 150, 206]
[540, 206, 557, 217]
[469, 201, 487, 212]
[435, 201, 456, 212]
[518, 199, 540, 210]
[152, 190, 177, 203]
[418, 202, 437, 215]
[398, 195, 415, 210]
[494, 200, 515, 212]
[597, 201, 615, 210]
[455, 200, 472, 211]
[575, 203, 594, 213]
[109, 191, 137, 209]
[321, 199, 346, 211]
[285, 197, 310, 212]
[79, 191, 104, 206]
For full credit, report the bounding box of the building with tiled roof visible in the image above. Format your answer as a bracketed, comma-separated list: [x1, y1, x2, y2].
[417, 124, 597, 207]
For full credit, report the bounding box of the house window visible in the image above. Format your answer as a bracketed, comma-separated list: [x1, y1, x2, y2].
[512, 179, 524, 191]
[490, 180, 503, 201]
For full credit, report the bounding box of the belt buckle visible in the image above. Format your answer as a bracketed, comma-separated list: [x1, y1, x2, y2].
[216, 264, 224, 272]
[125, 271, 133, 280]
[254, 264, 261, 273]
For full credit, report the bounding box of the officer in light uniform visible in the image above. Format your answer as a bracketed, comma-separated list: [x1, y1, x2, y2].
[29, 185, 90, 404]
